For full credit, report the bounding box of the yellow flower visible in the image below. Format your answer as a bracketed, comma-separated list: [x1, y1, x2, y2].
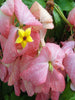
[16, 28, 33, 48]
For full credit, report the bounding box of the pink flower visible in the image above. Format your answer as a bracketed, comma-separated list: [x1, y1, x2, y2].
[21, 43, 65, 94]
[67, 8, 75, 27]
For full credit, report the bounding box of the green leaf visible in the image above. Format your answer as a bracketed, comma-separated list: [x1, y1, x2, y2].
[4, 95, 9, 100]
[2, 83, 13, 96]
[59, 82, 75, 100]
[11, 92, 35, 100]
[55, 0, 75, 11]
[22, 0, 46, 8]
[46, 8, 65, 42]
[11, 92, 21, 100]
[0, 0, 5, 6]
[69, 97, 75, 100]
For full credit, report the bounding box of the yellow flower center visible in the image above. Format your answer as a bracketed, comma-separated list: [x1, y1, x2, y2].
[15, 28, 33, 48]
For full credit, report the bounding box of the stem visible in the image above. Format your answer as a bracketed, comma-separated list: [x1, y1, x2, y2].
[54, 3, 73, 35]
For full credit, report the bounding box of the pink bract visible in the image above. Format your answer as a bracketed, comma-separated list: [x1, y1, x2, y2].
[63, 53, 75, 85]
[1, 0, 14, 16]
[61, 41, 75, 55]
[0, 11, 11, 38]
[36, 93, 49, 100]
[1, 26, 18, 64]
[0, 63, 8, 82]
[21, 43, 65, 93]
[30, 1, 54, 29]
[14, 0, 42, 27]
[35, 89, 60, 100]
[67, 8, 75, 27]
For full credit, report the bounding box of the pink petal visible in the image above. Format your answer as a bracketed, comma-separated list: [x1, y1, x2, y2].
[30, 1, 54, 29]
[70, 83, 75, 91]
[23, 80, 34, 96]
[40, 28, 47, 46]
[34, 72, 50, 94]
[63, 54, 75, 84]
[0, 11, 11, 38]
[61, 41, 74, 55]
[43, 23, 54, 29]
[51, 91, 60, 100]
[20, 80, 25, 92]
[14, 81, 20, 96]
[14, 0, 42, 27]
[1, 0, 14, 16]
[20, 55, 34, 72]
[20, 48, 49, 86]
[67, 8, 75, 27]
[2, 26, 18, 64]
[36, 93, 49, 100]
[61, 41, 75, 49]
[8, 58, 20, 86]
[21, 62, 48, 86]
[0, 35, 7, 51]
[46, 43, 65, 70]
[49, 68, 65, 92]
[0, 63, 8, 81]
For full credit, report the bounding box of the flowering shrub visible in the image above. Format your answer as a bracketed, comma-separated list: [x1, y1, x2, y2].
[0, 0, 75, 100]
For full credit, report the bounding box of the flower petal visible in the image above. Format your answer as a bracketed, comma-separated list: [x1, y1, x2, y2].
[2, 26, 18, 64]
[36, 93, 49, 100]
[24, 28, 31, 36]
[0, 63, 8, 82]
[63, 53, 75, 84]
[8, 58, 20, 86]
[0, 35, 7, 51]
[30, 1, 54, 29]
[20, 49, 49, 86]
[49, 68, 65, 92]
[14, 81, 20, 96]
[46, 43, 65, 70]
[0, 10, 11, 38]
[18, 29, 25, 37]
[21, 41, 27, 48]
[51, 91, 60, 100]
[21, 62, 48, 86]
[14, 0, 42, 27]
[16, 37, 23, 43]
[1, 0, 14, 16]
[67, 8, 75, 27]
[27, 36, 33, 42]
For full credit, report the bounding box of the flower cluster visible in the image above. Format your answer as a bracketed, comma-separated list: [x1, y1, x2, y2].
[0, 0, 75, 100]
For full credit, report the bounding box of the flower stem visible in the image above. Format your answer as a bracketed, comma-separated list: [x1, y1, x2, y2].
[54, 3, 73, 35]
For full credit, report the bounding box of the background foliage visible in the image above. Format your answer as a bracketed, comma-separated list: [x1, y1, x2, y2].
[0, 0, 75, 100]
